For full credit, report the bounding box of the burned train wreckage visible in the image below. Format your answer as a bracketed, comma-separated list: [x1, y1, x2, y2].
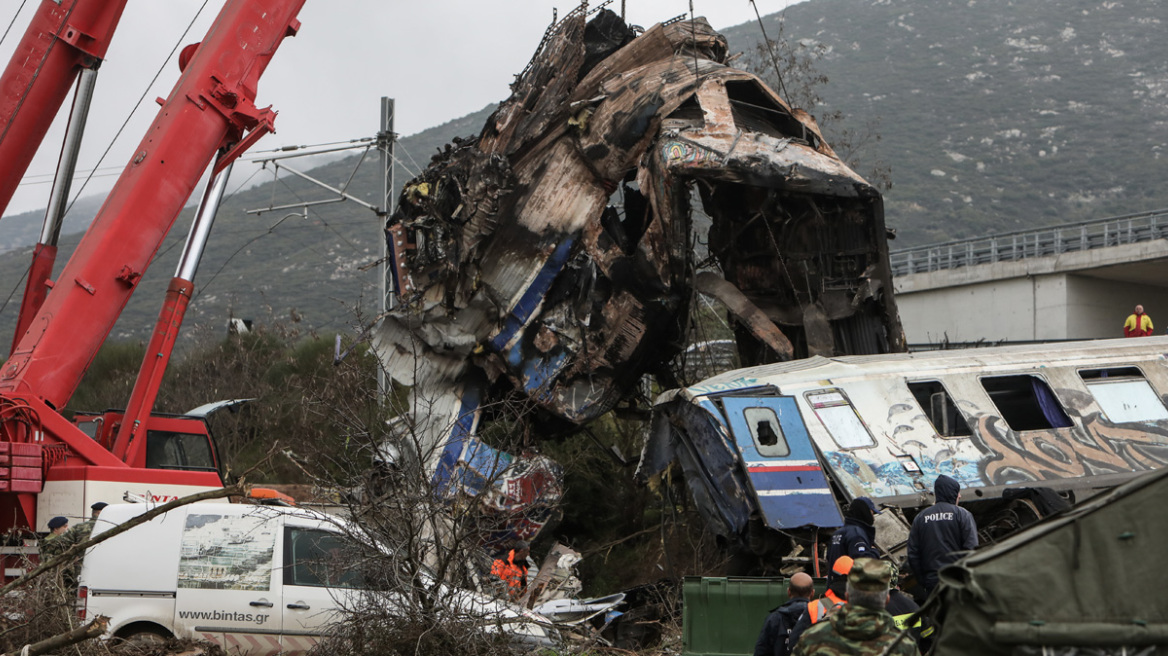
[373, 9, 902, 551]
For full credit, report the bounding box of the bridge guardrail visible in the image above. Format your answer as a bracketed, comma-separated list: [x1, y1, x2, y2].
[890, 208, 1168, 276]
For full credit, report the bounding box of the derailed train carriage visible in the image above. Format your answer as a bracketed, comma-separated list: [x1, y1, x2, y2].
[639, 336, 1168, 567]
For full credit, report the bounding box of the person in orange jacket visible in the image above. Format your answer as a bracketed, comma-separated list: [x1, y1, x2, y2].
[490, 541, 530, 600]
[1124, 305, 1154, 336]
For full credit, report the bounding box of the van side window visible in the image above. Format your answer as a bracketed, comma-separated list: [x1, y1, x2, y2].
[742, 407, 790, 457]
[980, 374, 1073, 431]
[285, 528, 363, 589]
[178, 514, 275, 591]
[145, 430, 216, 471]
[1079, 367, 1168, 423]
[907, 381, 971, 438]
[805, 389, 875, 449]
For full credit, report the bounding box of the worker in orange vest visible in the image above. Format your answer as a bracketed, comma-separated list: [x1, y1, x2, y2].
[786, 555, 853, 650]
[490, 541, 531, 600]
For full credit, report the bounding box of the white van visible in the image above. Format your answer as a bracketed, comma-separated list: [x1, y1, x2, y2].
[77, 503, 555, 654]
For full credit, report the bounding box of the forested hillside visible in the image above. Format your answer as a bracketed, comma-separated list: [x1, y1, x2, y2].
[2, 0, 1162, 341]
[725, 0, 1167, 245]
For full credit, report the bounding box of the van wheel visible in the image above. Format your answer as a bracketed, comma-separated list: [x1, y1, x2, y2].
[116, 625, 171, 645]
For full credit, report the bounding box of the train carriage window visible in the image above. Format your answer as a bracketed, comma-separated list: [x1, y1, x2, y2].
[1079, 367, 1168, 423]
[979, 374, 1074, 431]
[805, 389, 875, 449]
[907, 381, 971, 438]
[742, 407, 790, 457]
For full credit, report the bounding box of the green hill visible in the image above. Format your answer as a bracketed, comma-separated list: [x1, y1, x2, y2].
[0, 105, 496, 345]
[722, 0, 1168, 245]
[3, 0, 1164, 344]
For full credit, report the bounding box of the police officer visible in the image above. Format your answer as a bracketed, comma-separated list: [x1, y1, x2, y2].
[906, 475, 978, 595]
[754, 572, 815, 656]
[790, 558, 921, 656]
[884, 561, 933, 653]
[826, 497, 878, 580]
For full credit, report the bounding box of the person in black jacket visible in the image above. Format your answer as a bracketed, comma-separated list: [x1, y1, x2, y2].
[885, 560, 934, 653]
[825, 497, 878, 581]
[753, 572, 814, 656]
[906, 474, 978, 594]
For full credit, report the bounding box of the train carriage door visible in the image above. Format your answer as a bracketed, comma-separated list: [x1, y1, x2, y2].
[721, 396, 843, 529]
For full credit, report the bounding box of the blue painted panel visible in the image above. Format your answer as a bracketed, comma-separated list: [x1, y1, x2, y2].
[721, 396, 843, 529]
[432, 384, 482, 496]
[502, 340, 569, 403]
[488, 238, 576, 353]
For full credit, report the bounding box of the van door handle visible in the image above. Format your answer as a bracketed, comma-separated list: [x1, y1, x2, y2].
[287, 603, 310, 610]
[249, 601, 274, 608]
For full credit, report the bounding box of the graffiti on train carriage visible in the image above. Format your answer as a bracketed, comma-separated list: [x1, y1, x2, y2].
[641, 338, 1168, 561]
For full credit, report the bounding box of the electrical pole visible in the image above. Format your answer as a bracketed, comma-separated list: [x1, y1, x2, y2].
[377, 97, 396, 399]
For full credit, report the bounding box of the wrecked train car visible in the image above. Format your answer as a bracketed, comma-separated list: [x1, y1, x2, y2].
[372, 6, 902, 533]
[640, 336, 1168, 563]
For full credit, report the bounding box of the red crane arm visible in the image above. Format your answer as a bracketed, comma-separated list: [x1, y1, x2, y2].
[0, 0, 128, 219]
[1, 0, 303, 411]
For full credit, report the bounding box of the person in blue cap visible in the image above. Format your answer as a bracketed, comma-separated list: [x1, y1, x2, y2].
[41, 516, 70, 559]
[825, 497, 879, 581]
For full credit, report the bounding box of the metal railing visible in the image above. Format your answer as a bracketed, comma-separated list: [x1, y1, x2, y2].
[890, 208, 1168, 276]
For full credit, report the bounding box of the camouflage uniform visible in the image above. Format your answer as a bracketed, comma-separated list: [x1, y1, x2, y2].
[791, 559, 920, 656]
[39, 531, 68, 560]
[42, 519, 95, 587]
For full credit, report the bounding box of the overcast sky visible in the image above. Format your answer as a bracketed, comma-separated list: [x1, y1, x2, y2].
[1, 0, 801, 217]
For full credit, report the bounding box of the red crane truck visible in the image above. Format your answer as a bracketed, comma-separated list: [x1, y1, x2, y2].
[0, 0, 305, 541]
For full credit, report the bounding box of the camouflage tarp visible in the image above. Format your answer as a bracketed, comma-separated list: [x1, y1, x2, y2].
[932, 467, 1168, 655]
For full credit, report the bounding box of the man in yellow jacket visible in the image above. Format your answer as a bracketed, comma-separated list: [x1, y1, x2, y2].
[1124, 305, 1154, 337]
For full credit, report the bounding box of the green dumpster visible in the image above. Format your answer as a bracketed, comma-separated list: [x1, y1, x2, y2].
[682, 576, 827, 656]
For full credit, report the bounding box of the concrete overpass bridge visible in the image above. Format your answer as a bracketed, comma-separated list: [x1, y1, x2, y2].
[891, 208, 1168, 346]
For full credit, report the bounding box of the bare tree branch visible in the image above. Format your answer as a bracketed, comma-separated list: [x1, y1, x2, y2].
[1, 616, 107, 656]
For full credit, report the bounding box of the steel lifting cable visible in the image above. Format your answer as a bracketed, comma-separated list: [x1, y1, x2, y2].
[689, 0, 700, 77]
[0, 266, 30, 319]
[63, 0, 211, 218]
[750, 0, 791, 101]
[0, 0, 30, 50]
